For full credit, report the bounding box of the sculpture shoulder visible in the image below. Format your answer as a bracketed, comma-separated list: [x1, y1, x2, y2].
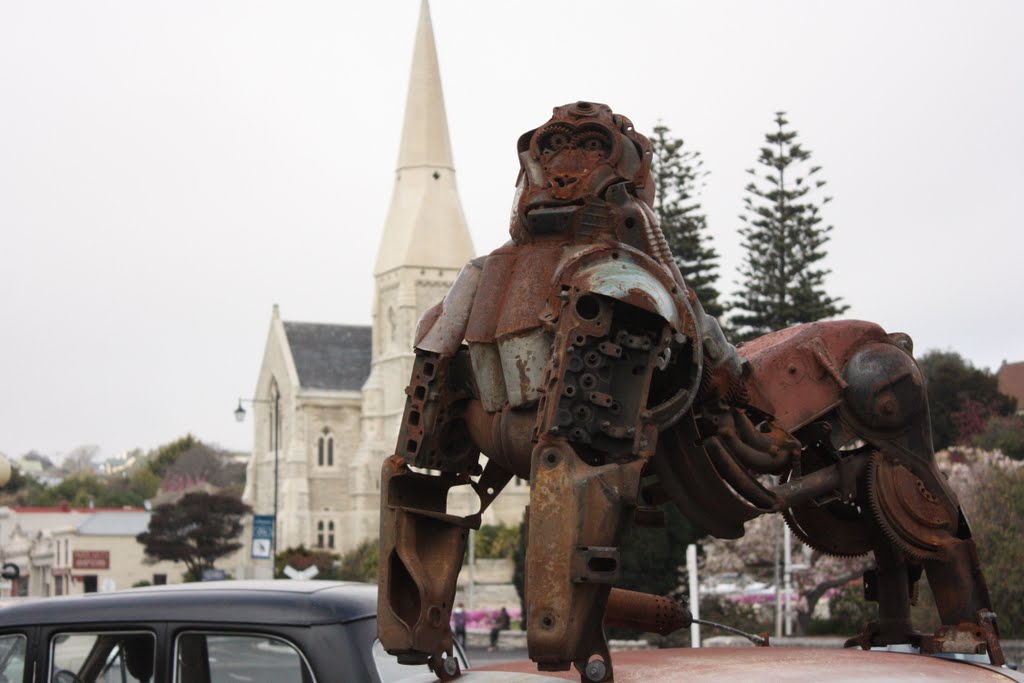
[414, 257, 487, 354]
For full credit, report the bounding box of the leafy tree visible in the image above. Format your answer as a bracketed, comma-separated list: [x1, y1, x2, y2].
[275, 545, 341, 579]
[0, 463, 45, 505]
[474, 523, 519, 559]
[161, 442, 246, 492]
[129, 467, 161, 501]
[731, 112, 848, 340]
[337, 538, 379, 582]
[917, 350, 1017, 451]
[618, 503, 701, 598]
[973, 415, 1024, 460]
[62, 444, 100, 475]
[650, 123, 723, 319]
[941, 449, 1024, 637]
[147, 434, 200, 477]
[136, 491, 251, 579]
[26, 472, 133, 508]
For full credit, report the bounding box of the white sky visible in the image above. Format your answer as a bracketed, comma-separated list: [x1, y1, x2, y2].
[1, 0, 1021, 461]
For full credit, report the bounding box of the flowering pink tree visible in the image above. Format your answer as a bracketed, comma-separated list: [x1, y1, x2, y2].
[702, 513, 871, 635]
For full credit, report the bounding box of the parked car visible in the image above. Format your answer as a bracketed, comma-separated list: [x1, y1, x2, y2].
[0, 580, 467, 683]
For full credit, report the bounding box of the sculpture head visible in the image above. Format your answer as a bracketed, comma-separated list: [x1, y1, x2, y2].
[510, 101, 655, 243]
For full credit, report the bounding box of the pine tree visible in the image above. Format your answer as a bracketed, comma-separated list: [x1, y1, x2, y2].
[731, 112, 848, 340]
[650, 123, 724, 319]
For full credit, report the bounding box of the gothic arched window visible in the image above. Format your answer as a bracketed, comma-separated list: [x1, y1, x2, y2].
[317, 428, 334, 467]
[328, 521, 335, 549]
[316, 520, 325, 548]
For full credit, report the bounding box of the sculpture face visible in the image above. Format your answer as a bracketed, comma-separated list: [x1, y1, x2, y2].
[510, 101, 654, 242]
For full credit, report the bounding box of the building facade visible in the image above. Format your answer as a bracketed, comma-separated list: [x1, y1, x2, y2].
[0, 506, 184, 598]
[239, 0, 529, 577]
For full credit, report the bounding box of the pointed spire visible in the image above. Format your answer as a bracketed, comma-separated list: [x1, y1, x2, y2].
[396, 0, 454, 172]
[374, 0, 474, 276]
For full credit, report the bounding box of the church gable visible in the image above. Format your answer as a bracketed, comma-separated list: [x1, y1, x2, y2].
[282, 322, 372, 391]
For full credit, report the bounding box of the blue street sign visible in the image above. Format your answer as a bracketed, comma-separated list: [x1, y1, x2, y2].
[252, 514, 275, 559]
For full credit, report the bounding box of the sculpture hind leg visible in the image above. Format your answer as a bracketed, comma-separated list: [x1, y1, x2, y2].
[677, 321, 1004, 664]
[840, 339, 1003, 663]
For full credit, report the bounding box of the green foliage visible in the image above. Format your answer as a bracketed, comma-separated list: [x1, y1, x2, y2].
[25, 472, 152, 508]
[475, 524, 519, 559]
[512, 512, 527, 623]
[917, 350, 1016, 451]
[731, 112, 847, 340]
[147, 434, 200, 477]
[337, 538, 379, 582]
[968, 467, 1024, 637]
[130, 467, 162, 500]
[136, 491, 251, 579]
[973, 415, 1024, 460]
[275, 545, 341, 579]
[807, 581, 877, 635]
[618, 503, 702, 598]
[0, 465, 45, 504]
[649, 123, 723, 319]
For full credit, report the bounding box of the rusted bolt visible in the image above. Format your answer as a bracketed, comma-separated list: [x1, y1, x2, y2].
[543, 451, 561, 468]
[541, 614, 556, 629]
[584, 659, 607, 681]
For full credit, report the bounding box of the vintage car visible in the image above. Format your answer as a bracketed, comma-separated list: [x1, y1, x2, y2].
[0, 580, 467, 683]
[396, 647, 1024, 683]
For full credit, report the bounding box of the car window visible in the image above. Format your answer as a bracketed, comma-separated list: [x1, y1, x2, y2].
[50, 631, 156, 683]
[175, 632, 315, 683]
[0, 634, 27, 683]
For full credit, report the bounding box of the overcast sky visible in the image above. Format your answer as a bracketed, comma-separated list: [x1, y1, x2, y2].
[1, 0, 1021, 461]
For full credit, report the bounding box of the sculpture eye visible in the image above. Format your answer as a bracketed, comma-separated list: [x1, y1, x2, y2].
[577, 129, 611, 157]
[542, 132, 570, 153]
[538, 125, 574, 154]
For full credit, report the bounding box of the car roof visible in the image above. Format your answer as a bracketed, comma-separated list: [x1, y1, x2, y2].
[0, 580, 378, 628]
[470, 647, 1023, 682]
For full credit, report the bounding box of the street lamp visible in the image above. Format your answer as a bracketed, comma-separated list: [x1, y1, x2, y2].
[234, 392, 280, 569]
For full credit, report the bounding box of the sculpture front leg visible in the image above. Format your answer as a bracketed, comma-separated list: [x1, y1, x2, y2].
[378, 349, 512, 678]
[526, 437, 644, 680]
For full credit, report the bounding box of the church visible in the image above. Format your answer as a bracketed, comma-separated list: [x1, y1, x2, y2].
[238, 0, 529, 576]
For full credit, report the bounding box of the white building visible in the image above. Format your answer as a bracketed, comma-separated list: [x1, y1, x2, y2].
[239, 0, 528, 577]
[0, 506, 185, 598]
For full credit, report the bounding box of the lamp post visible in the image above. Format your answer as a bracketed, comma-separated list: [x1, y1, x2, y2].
[235, 391, 280, 569]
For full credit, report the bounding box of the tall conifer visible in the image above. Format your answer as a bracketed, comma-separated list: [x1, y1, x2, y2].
[650, 124, 724, 319]
[732, 112, 847, 340]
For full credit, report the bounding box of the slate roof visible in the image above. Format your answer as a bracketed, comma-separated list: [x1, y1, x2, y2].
[282, 322, 372, 391]
[76, 511, 152, 536]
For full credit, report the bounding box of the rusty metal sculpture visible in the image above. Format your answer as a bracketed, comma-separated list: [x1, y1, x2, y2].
[377, 102, 1003, 681]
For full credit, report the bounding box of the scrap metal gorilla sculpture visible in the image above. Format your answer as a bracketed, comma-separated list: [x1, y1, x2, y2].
[377, 101, 1003, 681]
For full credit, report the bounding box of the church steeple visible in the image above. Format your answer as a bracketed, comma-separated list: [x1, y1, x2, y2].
[374, 0, 475, 276]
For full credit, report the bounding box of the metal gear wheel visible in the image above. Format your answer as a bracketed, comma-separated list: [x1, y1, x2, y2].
[866, 453, 958, 561]
[783, 500, 872, 558]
